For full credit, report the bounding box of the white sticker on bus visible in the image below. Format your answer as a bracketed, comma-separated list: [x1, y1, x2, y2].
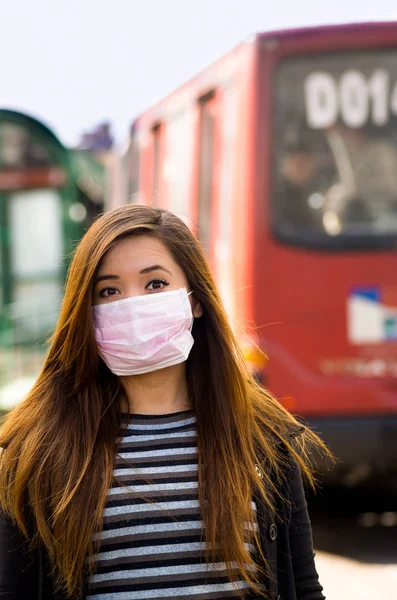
[347, 286, 397, 345]
[305, 69, 397, 129]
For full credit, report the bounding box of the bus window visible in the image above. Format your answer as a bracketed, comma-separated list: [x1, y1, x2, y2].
[125, 135, 141, 203]
[273, 50, 397, 247]
[165, 109, 194, 219]
[197, 92, 216, 255]
[152, 124, 162, 205]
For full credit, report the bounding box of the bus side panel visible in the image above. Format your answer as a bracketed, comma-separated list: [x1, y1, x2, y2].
[251, 42, 278, 357]
[229, 45, 258, 338]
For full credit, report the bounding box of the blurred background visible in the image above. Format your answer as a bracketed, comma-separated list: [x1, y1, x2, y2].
[1, 1, 397, 598]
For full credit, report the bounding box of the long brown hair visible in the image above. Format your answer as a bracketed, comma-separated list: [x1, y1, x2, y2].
[0, 205, 329, 597]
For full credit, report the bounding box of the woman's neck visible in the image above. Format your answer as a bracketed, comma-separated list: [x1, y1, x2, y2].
[120, 363, 191, 415]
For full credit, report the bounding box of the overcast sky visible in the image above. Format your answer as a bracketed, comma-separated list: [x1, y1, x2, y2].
[1, 0, 396, 146]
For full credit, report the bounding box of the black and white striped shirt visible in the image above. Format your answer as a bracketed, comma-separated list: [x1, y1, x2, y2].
[86, 410, 259, 599]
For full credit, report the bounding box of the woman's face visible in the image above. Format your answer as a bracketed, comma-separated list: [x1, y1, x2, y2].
[92, 234, 202, 317]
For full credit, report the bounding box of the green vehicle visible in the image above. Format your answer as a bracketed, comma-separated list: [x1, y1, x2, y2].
[0, 109, 106, 412]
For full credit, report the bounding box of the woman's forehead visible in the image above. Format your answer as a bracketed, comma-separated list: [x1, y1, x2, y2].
[98, 235, 178, 273]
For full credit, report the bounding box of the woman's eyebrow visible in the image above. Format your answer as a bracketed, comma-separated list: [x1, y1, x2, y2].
[139, 265, 172, 275]
[94, 274, 120, 284]
[94, 265, 172, 285]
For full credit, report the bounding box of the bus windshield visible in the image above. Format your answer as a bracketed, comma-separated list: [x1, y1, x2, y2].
[273, 50, 397, 247]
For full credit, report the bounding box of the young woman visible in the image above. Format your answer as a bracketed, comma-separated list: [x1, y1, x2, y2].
[0, 205, 328, 600]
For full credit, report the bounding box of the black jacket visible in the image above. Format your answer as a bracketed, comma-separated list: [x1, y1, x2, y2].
[0, 457, 324, 600]
[255, 457, 324, 600]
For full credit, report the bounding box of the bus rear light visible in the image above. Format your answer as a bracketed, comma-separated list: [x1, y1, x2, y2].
[240, 339, 268, 373]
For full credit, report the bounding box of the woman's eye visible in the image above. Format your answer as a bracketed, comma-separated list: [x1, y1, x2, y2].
[146, 279, 169, 291]
[99, 287, 120, 298]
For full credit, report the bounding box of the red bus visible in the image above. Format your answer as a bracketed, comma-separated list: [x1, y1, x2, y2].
[121, 22, 397, 484]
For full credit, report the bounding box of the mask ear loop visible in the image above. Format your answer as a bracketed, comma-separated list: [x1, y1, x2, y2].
[187, 290, 194, 332]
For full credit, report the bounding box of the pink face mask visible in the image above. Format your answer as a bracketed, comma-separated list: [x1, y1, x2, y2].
[93, 287, 194, 376]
